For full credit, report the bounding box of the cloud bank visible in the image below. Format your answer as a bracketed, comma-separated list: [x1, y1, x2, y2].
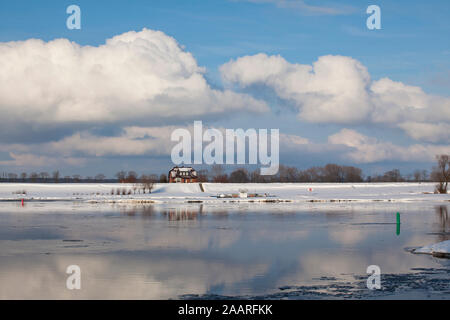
[0, 29, 268, 132]
[0, 29, 448, 171]
[220, 53, 450, 143]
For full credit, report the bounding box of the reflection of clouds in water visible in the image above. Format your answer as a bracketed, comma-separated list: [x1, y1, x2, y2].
[276, 246, 442, 290]
[2, 204, 241, 253]
[0, 223, 242, 256]
[249, 229, 309, 243]
[329, 228, 370, 246]
[405, 234, 439, 249]
[1, 202, 449, 298]
[141, 228, 240, 250]
[115, 210, 239, 250]
[327, 205, 450, 246]
[0, 254, 269, 299]
[300, 253, 368, 277]
[290, 253, 369, 285]
[86, 223, 241, 251]
[370, 247, 445, 273]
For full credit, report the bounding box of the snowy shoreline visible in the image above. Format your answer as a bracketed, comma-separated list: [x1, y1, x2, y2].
[0, 182, 448, 204]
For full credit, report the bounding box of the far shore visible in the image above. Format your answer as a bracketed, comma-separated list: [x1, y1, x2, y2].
[0, 182, 448, 204]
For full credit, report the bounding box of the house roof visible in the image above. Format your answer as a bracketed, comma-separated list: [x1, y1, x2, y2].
[169, 166, 198, 178]
[170, 166, 195, 172]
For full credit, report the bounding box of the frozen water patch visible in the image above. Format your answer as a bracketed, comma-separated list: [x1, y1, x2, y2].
[180, 268, 450, 300]
[413, 240, 450, 258]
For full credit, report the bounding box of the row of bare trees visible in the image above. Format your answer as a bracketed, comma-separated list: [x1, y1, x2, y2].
[0, 171, 110, 183]
[202, 164, 364, 183]
[194, 156, 448, 192]
[0, 154, 448, 193]
[115, 171, 167, 183]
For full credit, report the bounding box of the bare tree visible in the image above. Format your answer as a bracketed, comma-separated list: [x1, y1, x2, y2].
[342, 166, 363, 182]
[115, 171, 126, 183]
[229, 168, 250, 183]
[323, 164, 344, 182]
[140, 175, 156, 194]
[197, 169, 209, 182]
[431, 154, 449, 194]
[272, 165, 299, 182]
[159, 174, 168, 183]
[250, 169, 262, 183]
[210, 165, 229, 182]
[211, 164, 224, 181]
[20, 172, 27, 182]
[52, 170, 60, 183]
[382, 169, 403, 182]
[422, 170, 429, 181]
[303, 167, 323, 182]
[30, 172, 38, 182]
[413, 170, 422, 182]
[39, 172, 49, 182]
[95, 174, 106, 182]
[125, 171, 138, 183]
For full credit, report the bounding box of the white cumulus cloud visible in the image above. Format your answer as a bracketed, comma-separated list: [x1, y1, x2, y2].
[0, 29, 268, 129]
[220, 53, 450, 143]
[328, 128, 450, 163]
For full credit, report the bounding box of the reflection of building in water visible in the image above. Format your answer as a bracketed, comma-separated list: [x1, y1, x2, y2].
[163, 207, 202, 221]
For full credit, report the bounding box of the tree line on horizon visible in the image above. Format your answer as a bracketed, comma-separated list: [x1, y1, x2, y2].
[0, 156, 447, 186]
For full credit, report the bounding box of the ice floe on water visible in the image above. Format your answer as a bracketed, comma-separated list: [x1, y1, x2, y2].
[413, 240, 450, 258]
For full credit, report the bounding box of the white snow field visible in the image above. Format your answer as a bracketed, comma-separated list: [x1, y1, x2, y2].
[0, 182, 448, 203]
[414, 240, 450, 257]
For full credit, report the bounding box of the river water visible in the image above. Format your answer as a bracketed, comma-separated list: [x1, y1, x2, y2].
[0, 201, 449, 299]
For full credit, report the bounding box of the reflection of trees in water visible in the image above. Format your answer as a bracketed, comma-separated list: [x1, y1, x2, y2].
[210, 210, 230, 219]
[140, 205, 156, 218]
[118, 204, 231, 220]
[163, 207, 200, 221]
[162, 205, 231, 221]
[323, 210, 355, 220]
[435, 205, 449, 242]
[119, 205, 156, 218]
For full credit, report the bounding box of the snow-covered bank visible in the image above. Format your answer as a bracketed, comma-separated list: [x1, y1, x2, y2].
[0, 182, 448, 203]
[413, 240, 450, 258]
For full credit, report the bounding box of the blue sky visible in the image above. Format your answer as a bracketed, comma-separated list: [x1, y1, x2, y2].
[0, 0, 449, 177]
[1, 0, 449, 93]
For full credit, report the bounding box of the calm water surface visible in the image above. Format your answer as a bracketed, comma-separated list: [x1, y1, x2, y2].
[0, 202, 449, 299]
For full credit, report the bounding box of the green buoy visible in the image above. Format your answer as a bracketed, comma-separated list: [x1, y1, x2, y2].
[396, 212, 401, 236]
